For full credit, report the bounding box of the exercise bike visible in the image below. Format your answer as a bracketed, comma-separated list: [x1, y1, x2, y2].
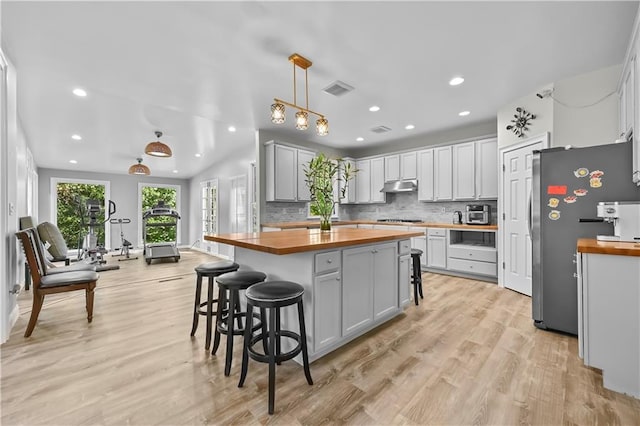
[77, 198, 120, 272]
[110, 218, 138, 261]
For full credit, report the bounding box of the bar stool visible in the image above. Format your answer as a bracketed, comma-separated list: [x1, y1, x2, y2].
[411, 248, 424, 305]
[190, 260, 239, 349]
[211, 270, 267, 376]
[238, 281, 313, 414]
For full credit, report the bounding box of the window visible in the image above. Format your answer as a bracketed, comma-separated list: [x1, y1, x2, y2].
[138, 183, 180, 245]
[201, 179, 218, 252]
[230, 175, 247, 233]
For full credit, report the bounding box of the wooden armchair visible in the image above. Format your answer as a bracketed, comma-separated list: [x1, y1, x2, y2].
[15, 228, 99, 337]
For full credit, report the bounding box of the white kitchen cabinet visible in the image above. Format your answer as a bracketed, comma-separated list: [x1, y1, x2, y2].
[475, 138, 498, 199]
[371, 157, 386, 202]
[417, 148, 434, 201]
[355, 159, 371, 203]
[340, 157, 357, 203]
[313, 270, 342, 352]
[398, 254, 411, 307]
[410, 233, 427, 268]
[452, 142, 476, 200]
[401, 151, 417, 179]
[342, 242, 397, 336]
[620, 56, 635, 139]
[427, 228, 447, 269]
[265, 142, 297, 201]
[434, 146, 452, 200]
[297, 149, 315, 202]
[384, 154, 400, 181]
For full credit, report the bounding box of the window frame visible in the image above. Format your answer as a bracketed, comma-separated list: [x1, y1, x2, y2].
[137, 182, 181, 248]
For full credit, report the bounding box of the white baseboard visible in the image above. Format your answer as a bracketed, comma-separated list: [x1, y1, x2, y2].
[189, 246, 232, 260]
[5, 303, 20, 341]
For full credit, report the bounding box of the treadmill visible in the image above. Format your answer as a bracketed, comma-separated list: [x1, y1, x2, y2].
[142, 202, 181, 265]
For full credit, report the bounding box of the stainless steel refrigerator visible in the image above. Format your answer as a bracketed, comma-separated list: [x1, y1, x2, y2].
[532, 142, 640, 335]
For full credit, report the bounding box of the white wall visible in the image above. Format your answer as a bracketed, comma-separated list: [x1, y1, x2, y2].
[37, 168, 190, 249]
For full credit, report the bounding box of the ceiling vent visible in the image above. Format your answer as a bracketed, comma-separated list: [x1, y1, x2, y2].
[322, 80, 354, 97]
[370, 125, 392, 134]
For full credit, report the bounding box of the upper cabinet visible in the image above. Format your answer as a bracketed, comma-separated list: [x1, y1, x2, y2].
[265, 141, 315, 202]
[385, 152, 417, 182]
[355, 157, 386, 203]
[434, 146, 453, 201]
[417, 149, 434, 201]
[452, 142, 476, 200]
[340, 157, 357, 204]
[621, 23, 640, 185]
[384, 154, 400, 182]
[371, 157, 386, 203]
[620, 56, 636, 140]
[475, 138, 498, 199]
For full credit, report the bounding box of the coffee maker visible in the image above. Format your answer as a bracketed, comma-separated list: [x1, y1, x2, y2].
[596, 201, 640, 242]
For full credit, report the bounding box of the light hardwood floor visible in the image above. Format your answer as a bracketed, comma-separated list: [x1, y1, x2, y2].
[2, 249, 639, 425]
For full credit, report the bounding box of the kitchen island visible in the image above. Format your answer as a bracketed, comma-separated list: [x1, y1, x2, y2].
[205, 227, 423, 362]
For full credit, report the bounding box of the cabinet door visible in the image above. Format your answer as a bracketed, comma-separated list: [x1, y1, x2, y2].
[314, 271, 342, 352]
[398, 254, 411, 307]
[370, 157, 386, 203]
[434, 146, 452, 200]
[355, 159, 371, 203]
[475, 138, 498, 199]
[401, 151, 417, 179]
[623, 57, 635, 137]
[385, 154, 400, 182]
[417, 149, 434, 201]
[427, 236, 447, 269]
[342, 246, 374, 335]
[453, 142, 476, 200]
[410, 235, 427, 267]
[340, 158, 357, 203]
[274, 144, 297, 201]
[373, 243, 398, 318]
[297, 149, 315, 202]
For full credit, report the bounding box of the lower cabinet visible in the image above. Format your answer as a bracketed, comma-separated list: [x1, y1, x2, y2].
[399, 254, 411, 306]
[427, 229, 447, 269]
[313, 270, 342, 352]
[342, 242, 397, 336]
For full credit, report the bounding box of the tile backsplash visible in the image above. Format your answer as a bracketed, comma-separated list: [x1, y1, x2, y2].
[264, 193, 498, 224]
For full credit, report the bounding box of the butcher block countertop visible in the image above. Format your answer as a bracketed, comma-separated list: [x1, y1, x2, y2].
[204, 228, 423, 255]
[262, 220, 498, 231]
[577, 238, 640, 257]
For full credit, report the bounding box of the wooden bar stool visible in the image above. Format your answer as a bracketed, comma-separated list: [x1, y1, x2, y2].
[411, 248, 424, 305]
[238, 281, 313, 414]
[211, 270, 267, 376]
[190, 260, 239, 349]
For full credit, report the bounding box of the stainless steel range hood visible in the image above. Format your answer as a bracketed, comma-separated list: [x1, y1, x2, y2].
[380, 179, 418, 193]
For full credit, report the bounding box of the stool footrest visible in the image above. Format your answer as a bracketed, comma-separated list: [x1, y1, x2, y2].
[216, 312, 262, 336]
[247, 330, 302, 364]
[196, 299, 219, 316]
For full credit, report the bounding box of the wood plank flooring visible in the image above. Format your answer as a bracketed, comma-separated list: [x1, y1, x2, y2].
[2, 249, 639, 425]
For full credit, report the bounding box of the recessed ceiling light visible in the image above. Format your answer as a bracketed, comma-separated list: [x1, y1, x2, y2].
[69, 159, 78, 164]
[72, 88, 87, 97]
[369, 105, 380, 112]
[449, 77, 465, 86]
[459, 110, 470, 116]
[195, 153, 201, 158]
[356, 137, 364, 142]
[172, 170, 178, 174]
[71, 134, 82, 140]
[228, 126, 236, 132]
[405, 124, 415, 130]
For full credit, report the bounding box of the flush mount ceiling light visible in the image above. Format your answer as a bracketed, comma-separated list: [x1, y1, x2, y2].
[369, 105, 380, 112]
[405, 124, 415, 130]
[449, 77, 465, 86]
[71, 134, 82, 140]
[271, 53, 329, 136]
[128, 157, 150, 175]
[72, 88, 87, 97]
[145, 130, 172, 157]
[458, 110, 471, 116]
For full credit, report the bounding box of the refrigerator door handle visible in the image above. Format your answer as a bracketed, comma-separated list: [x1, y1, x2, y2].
[527, 191, 533, 239]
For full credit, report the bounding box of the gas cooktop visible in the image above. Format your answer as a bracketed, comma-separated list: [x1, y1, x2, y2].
[376, 219, 424, 223]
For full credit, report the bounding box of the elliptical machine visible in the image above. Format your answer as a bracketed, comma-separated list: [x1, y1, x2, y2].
[77, 198, 120, 271]
[110, 218, 138, 261]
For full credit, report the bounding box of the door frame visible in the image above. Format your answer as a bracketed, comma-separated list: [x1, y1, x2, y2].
[498, 132, 549, 288]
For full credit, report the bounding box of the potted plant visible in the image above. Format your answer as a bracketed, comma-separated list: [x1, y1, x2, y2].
[304, 153, 356, 231]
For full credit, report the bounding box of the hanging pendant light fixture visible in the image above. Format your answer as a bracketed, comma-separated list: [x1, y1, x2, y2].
[128, 157, 151, 175]
[271, 53, 329, 136]
[145, 130, 172, 157]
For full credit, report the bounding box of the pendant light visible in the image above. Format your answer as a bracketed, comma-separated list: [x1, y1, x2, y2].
[271, 53, 329, 136]
[145, 130, 172, 157]
[128, 158, 150, 175]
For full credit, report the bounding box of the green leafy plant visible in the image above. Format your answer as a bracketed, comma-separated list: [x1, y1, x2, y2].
[304, 153, 356, 231]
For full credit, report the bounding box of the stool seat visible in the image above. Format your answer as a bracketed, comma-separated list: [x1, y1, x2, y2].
[216, 271, 267, 289]
[411, 248, 423, 256]
[195, 260, 239, 275]
[246, 281, 304, 304]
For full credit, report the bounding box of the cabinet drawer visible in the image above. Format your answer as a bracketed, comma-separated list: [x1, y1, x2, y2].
[447, 258, 497, 276]
[315, 251, 341, 274]
[427, 228, 446, 237]
[448, 246, 497, 263]
[398, 239, 411, 255]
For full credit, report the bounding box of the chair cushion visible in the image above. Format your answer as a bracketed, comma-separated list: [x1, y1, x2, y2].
[19, 216, 35, 230]
[47, 262, 97, 275]
[194, 260, 239, 275]
[411, 248, 423, 256]
[40, 270, 99, 288]
[246, 281, 304, 303]
[216, 271, 267, 289]
[37, 222, 69, 260]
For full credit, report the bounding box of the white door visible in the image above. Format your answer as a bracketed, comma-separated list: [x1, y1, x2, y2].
[230, 175, 247, 233]
[500, 135, 547, 296]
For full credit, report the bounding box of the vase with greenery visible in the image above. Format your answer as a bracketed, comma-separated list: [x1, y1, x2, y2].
[304, 152, 356, 231]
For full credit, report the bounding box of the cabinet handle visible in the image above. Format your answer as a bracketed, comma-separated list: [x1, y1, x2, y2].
[336, 277, 341, 281]
[327, 259, 332, 263]
[573, 273, 578, 278]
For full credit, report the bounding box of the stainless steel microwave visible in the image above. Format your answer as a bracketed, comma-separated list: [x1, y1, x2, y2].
[466, 204, 491, 225]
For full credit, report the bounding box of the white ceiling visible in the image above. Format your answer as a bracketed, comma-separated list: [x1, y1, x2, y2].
[2, 1, 637, 178]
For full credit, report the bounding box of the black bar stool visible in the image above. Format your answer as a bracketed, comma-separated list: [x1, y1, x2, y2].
[190, 260, 239, 349]
[211, 270, 267, 376]
[411, 248, 424, 305]
[238, 281, 313, 415]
